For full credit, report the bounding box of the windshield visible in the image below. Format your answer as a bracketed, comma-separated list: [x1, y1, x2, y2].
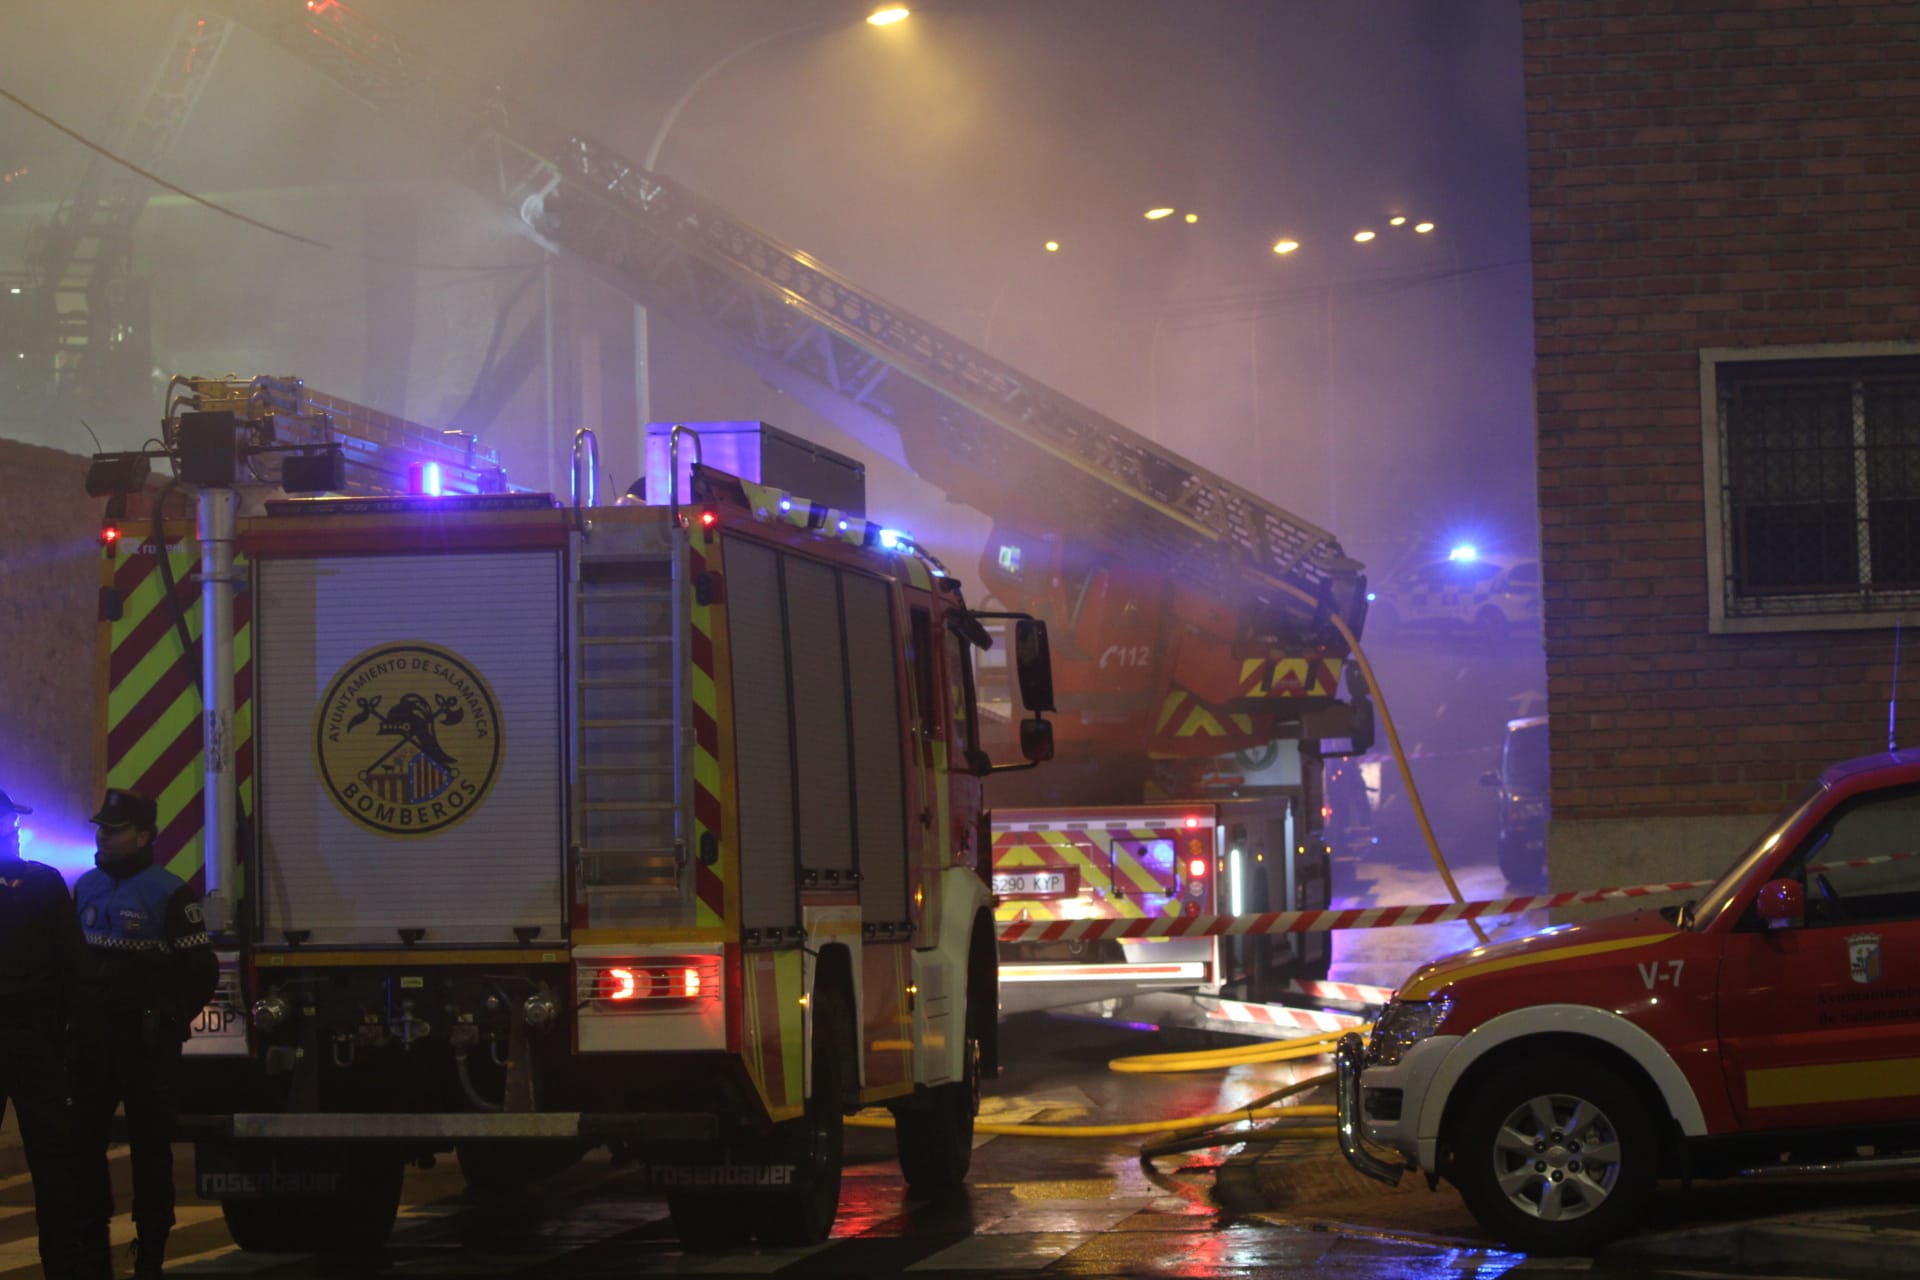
[1686, 782, 1824, 931]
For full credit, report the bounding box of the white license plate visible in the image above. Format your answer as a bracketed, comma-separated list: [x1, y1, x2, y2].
[183, 1002, 250, 1057]
[992, 871, 1074, 898]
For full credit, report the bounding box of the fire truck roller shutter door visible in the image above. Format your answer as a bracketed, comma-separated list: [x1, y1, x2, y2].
[783, 556, 857, 883]
[723, 539, 800, 935]
[842, 573, 909, 924]
[256, 552, 564, 944]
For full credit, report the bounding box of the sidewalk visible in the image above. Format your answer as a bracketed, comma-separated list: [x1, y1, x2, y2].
[1246, 1141, 1920, 1277]
[1602, 1205, 1920, 1277]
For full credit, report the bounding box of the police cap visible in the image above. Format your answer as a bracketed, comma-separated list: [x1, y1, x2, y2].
[91, 788, 158, 831]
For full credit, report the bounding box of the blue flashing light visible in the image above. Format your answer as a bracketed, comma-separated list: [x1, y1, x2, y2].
[1366, 591, 1376, 602]
[17, 826, 97, 886]
[837, 519, 848, 532]
[930, 566, 946, 578]
[878, 528, 910, 552]
[779, 499, 793, 512]
[408, 461, 443, 497]
[1448, 543, 1478, 562]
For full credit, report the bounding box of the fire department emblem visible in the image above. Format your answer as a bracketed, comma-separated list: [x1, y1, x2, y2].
[1848, 932, 1882, 985]
[315, 642, 502, 837]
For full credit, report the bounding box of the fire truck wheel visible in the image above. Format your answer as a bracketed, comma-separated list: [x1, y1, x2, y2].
[666, 1193, 736, 1249]
[1452, 1053, 1657, 1256]
[219, 1154, 403, 1253]
[892, 989, 983, 1194]
[219, 1197, 310, 1252]
[759, 983, 852, 1245]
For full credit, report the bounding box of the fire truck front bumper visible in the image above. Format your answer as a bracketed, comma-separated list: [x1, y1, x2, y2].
[177, 1112, 721, 1142]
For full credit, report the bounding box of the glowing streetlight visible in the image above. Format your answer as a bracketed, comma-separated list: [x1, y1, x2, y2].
[1144, 207, 1176, 220]
[1183, 213, 1198, 223]
[867, 6, 910, 24]
[1044, 240, 1060, 252]
[1272, 239, 1299, 254]
[1415, 221, 1435, 233]
[1389, 215, 1407, 227]
[1353, 229, 1376, 243]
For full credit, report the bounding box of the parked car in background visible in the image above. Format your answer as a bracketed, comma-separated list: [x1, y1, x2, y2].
[1482, 715, 1548, 887]
[1369, 552, 1540, 641]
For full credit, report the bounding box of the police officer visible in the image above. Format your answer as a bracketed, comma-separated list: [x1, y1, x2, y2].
[0, 789, 107, 1280]
[72, 789, 219, 1280]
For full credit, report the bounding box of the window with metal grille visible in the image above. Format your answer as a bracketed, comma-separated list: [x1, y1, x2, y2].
[1705, 346, 1920, 632]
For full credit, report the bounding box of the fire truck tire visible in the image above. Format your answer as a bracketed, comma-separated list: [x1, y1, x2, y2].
[759, 983, 852, 1246]
[891, 982, 984, 1194]
[219, 1153, 404, 1253]
[666, 1193, 736, 1249]
[1451, 1053, 1657, 1256]
[219, 1197, 309, 1252]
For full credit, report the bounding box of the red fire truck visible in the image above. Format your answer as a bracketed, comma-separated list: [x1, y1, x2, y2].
[1337, 748, 1920, 1254]
[89, 380, 1054, 1249]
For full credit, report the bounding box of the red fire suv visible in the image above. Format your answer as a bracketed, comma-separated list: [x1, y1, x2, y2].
[1338, 748, 1920, 1255]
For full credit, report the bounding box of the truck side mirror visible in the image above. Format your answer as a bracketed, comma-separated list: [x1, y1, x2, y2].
[1015, 619, 1055, 713]
[1019, 717, 1054, 764]
[1755, 877, 1804, 929]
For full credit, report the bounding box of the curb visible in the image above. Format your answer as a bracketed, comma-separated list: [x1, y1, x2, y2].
[1605, 1215, 1920, 1278]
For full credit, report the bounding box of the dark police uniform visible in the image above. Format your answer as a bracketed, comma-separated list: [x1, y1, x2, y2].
[72, 789, 219, 1277]
[0, 788, 102, 1280]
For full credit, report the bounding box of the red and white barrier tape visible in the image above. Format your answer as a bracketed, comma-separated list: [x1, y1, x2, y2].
[1278, 978, 1395, 1006]
[993, 877, 1717, 944]
[1201, 997, 1365, 1032]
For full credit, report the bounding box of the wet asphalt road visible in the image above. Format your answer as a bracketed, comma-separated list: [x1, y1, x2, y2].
[3, 1010, 1885, 1278]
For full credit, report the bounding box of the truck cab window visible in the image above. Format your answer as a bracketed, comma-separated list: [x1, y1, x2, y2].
[910, 606, 938, 738]
[942, 625, 981, 762]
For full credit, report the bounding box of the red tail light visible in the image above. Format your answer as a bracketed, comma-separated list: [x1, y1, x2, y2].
[581, 956, 720, 1008]
[100, 525, 121, 547]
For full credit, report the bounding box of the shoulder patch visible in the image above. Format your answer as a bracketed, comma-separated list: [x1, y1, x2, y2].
[185, 901, 204, 926]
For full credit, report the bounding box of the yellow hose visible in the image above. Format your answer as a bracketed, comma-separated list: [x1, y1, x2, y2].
[848, 1104, 1336, 1138]
[1271, 580, 1490, 947]
[1107, 1025, 1360, 1073]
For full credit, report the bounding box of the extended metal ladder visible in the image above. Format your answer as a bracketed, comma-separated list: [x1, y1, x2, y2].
[203, 0, 1362, 647]
[571, 530, 687, 925]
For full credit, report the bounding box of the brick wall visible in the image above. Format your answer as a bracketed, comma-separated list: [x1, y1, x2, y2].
[1523, 1, 1920, 829]
[0, 441, 103, 825]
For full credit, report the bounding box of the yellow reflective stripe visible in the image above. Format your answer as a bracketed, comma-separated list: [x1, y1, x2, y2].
[1400, 934, 1671, 1001]
[110, 684, 200, 790]
[1747, 1057, 1920, 1109]
[777, 949, 805, 1111]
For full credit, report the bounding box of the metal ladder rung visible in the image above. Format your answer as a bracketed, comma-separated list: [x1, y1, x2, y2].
[577, 587, 673, 602]
[581, 718, 675, 729]
[577, 677, 674, 689]
[582, 800, 678, 813]
[579, 636, 673, 647]
[577, 763, 677, 775]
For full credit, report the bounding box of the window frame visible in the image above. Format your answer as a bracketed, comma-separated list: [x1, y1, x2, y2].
[1701, 342, 1920, 634]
